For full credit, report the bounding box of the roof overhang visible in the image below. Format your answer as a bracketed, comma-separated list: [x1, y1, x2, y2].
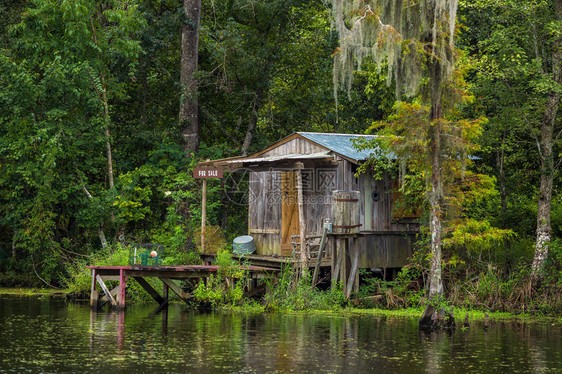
[199, 151, 335, 170]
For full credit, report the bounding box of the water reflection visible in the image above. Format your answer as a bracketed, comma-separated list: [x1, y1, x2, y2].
[0, 295, 561, 373]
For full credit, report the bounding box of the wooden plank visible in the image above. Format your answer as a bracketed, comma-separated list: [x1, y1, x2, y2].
[127, 270, 217, 278]
[96, 275, 117, 307]
[363, 173, 372, 231]
[340, 238, 348, 292]
[332, 238, 344, 290]
[346, 240, 360, 299]
[311, 226, 329, 287]
[159, 277, 191, 303]
[133, 277, 164, 304]
[99, 286, 119, 306]
[99, 276, 121, 281]
[248, 172, 254, 235]
[250, 228, 280, 234]
[100, 286, 118, 301]
[90, 269, 98, 308]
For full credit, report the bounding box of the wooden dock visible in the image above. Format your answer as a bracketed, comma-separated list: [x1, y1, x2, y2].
[88, 264, 278, 310]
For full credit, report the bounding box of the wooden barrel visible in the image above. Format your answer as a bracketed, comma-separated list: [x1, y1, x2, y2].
[331, 190, 361, 234]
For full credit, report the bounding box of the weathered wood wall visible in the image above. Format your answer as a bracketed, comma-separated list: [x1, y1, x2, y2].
[357, 233, 417, 268]
[259, 138, 326, 157]
[247, 152, 418, 268]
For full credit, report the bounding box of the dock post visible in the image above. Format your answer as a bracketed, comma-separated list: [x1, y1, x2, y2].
[332, 238, 344, 290]
[345, 238, 360, 300]
[119, 269, 126, 309]
[90, 269, 99, 308]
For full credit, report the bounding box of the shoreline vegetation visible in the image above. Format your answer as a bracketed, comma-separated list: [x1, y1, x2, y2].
[2, 287, 561, 325]
[2, 245, 560, 325]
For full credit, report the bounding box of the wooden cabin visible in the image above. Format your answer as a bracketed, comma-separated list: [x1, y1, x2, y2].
[200, 132, 420, 275]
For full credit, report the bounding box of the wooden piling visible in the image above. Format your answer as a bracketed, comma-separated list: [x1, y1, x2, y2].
[90, 269, 98, 308]
[119, 269, 126, 309]
[345, 239, 360, 300]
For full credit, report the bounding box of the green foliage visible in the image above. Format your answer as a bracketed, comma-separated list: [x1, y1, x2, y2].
[193, 249, 246, 307]
[263, 266, 348, 311]
[460, 0, 561, 232]
[358, 266, 425, 309]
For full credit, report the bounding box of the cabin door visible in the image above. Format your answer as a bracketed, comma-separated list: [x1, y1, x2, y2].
[281, 171, 300, 256]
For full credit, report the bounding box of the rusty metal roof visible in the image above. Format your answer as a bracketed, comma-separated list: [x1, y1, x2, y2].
[297, 132, 383, 162]
[198, 132, 386, 168]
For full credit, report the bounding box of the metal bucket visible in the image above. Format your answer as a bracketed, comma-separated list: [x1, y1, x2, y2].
[233, 235, 256, 255]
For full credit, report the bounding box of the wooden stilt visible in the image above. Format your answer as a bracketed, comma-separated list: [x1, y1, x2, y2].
[340, 238, 348, 292]
[332, 238, 344, 290]
[346, 239, 360, 299]
[96, 275, 117, 307]
[118, 269, 126, 309]
[90, 269, 99, 308]
[330, 237, 336, 283]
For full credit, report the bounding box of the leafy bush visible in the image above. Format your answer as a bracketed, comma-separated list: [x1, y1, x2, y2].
[357, 266, 424, 309]
[263, 266, 348, 311]
[193, 249, 246, 308]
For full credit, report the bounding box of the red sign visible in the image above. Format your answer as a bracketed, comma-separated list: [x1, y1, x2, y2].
[194, 166, 223, 179]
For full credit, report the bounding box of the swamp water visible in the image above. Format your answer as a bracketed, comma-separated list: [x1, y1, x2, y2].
[0, 295, 561, 373]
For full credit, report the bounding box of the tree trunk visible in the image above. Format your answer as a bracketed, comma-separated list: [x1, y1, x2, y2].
[241, 87, 264, 156]
[179, 0, 201, 154]
[105, 123, 114, 189]
[89, 18, 115, 189]
[531, 0, 562, 280]
[420, 60, 445, 329]
[497, 131, 507, 226]
[82, 186, 109, 249]
[11, 234, 16, 259]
